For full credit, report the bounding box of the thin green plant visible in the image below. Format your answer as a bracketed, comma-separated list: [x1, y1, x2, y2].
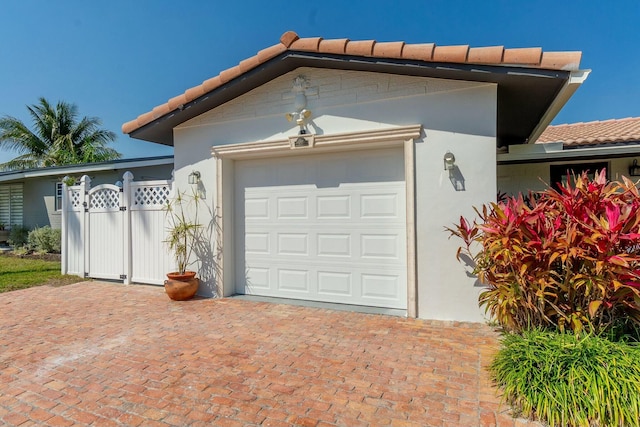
[491, 330, 640, 427]
[164, 189, 203, 275]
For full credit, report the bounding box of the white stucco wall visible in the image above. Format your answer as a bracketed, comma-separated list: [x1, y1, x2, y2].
[173, 67, 497, 322]
[498, 156, 638, 196]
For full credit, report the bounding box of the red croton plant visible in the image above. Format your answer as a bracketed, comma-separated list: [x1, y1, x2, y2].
[449, 170, 640, 334]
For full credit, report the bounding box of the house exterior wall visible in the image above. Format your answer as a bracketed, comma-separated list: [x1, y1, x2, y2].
[497, 156, 637, 196]
[173, 67, 497, 322]
[8, 163, 173, 230]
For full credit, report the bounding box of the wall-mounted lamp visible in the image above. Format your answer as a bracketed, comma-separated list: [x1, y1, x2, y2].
[188, 170, 201, 185]
[285, 76, 312, 134]
[629, 159, 640, 177]
[443, 152, 456, 171]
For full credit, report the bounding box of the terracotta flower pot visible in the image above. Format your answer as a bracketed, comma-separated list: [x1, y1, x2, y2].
[164, 271, 199, 301]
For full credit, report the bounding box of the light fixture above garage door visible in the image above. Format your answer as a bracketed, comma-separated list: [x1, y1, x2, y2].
[285, 75, 313, 135]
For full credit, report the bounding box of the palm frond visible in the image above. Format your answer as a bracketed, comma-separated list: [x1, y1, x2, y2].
[0, 98, 121, 170]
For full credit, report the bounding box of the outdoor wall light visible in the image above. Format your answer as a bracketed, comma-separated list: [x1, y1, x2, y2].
[285, 76, 312, 133]
[188, 170, 201, 185]
[443, 152, 456, 171]
[629, 159, 640, 177]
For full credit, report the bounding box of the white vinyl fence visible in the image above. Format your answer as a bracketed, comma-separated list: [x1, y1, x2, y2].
[61, 172, 173, 285]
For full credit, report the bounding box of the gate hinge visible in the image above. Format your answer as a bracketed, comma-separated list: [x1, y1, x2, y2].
[119, 207, 126, 211]
[120, 274, 127, 280]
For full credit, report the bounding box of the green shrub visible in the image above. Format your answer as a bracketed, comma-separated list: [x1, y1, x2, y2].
[491, 330, 640, 427]
[8, 226, 29, 247]
[448, 170, 640, 335]
[28, 226, 61, 253]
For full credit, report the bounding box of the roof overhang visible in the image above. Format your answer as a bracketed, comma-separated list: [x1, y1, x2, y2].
[128, 51, 588, 148]
[526, 69, 591, 144]
[498, 143, 640, 165]
[0, 156, 174, 184]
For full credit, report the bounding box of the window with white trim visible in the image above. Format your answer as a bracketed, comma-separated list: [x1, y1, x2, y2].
[550, 162, 609, 190]
[55, 182, 63, 211]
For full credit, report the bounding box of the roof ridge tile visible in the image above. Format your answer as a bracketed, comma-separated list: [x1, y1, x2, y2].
[401, 43, 434, 61]
[319, 38, 350, 55]
[467, 46, 504, 64]
[503, 47, 542, 65]
[290, 36, 323, 51]
[345, 40, 376, 56]
[280, 31, 299, 47]
[372, 41, 405, 59]
[432, 45, 469, 63]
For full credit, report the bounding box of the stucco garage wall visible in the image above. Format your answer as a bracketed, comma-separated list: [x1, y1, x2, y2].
[173, 67, 497, 322]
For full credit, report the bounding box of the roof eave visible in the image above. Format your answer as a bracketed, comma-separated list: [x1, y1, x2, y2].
[498, 140, 640, 165]
[0, 156, 174, 183]
[527, 69, 591, 144]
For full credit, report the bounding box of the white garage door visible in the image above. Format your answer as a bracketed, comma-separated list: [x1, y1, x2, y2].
[234, 147, 407, 309]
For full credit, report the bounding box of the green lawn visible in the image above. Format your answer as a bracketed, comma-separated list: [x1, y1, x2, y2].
[0, 254, 87, 293]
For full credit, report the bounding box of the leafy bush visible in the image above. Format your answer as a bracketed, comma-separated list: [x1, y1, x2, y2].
[448, 170, 640, 334]
[28, 226, 61, 253]
[491, 330, 640, 427]
[8, 226, 29, 247]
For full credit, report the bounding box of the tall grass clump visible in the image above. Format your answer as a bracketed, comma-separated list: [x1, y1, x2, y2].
[492, 330, 640, 427]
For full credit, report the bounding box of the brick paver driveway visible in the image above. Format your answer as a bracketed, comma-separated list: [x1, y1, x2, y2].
[0, 282, 541, 427]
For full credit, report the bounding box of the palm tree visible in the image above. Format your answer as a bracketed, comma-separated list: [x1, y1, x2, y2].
[0, 98, 121, 170]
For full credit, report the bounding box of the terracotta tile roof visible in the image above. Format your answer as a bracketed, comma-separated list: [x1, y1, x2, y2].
[122, 31, 582, 135]
[537, 117, 640, 146]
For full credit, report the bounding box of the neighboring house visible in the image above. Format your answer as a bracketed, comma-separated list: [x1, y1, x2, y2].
[0, 156, 173, 231]
[122, 31, 588, 322]
[498, 117, 640, 194]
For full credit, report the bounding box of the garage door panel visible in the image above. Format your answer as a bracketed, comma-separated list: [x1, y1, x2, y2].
[317, 195, 351, 219]
[317, 233, 351, 257]
[362, 273, 401, 300]
[245, 267, 270, 290]
[317, 271, 353, 296]
[245, 232, 270, 254]
[245, 198, 269, 218]
[236, 148, 406, 309]
[360, 234, 400, 259]
[243, 261, 406, 309]
[245, 229, 405, 261]
[277, 268, 310, 292]
[277, 196, 308, 219]
[277, 233, 309, 255]
[360, 193, 399, 218]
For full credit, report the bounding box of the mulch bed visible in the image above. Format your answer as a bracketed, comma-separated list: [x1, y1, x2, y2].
[0, 250, 62, 262]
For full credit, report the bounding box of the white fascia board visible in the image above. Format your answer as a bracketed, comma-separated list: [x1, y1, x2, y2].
[0, 157, 174, 183]
[527, 69, 592, 144]
[498, 143, 640, 163]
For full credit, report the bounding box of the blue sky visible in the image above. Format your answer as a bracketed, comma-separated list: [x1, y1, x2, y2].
[0, 0, 638, 164]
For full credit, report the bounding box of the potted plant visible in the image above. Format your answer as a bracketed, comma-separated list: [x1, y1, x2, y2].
[164, 189, 202, 300]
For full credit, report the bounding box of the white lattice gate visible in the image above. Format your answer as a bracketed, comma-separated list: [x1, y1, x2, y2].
[62, 172, 172, 284]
